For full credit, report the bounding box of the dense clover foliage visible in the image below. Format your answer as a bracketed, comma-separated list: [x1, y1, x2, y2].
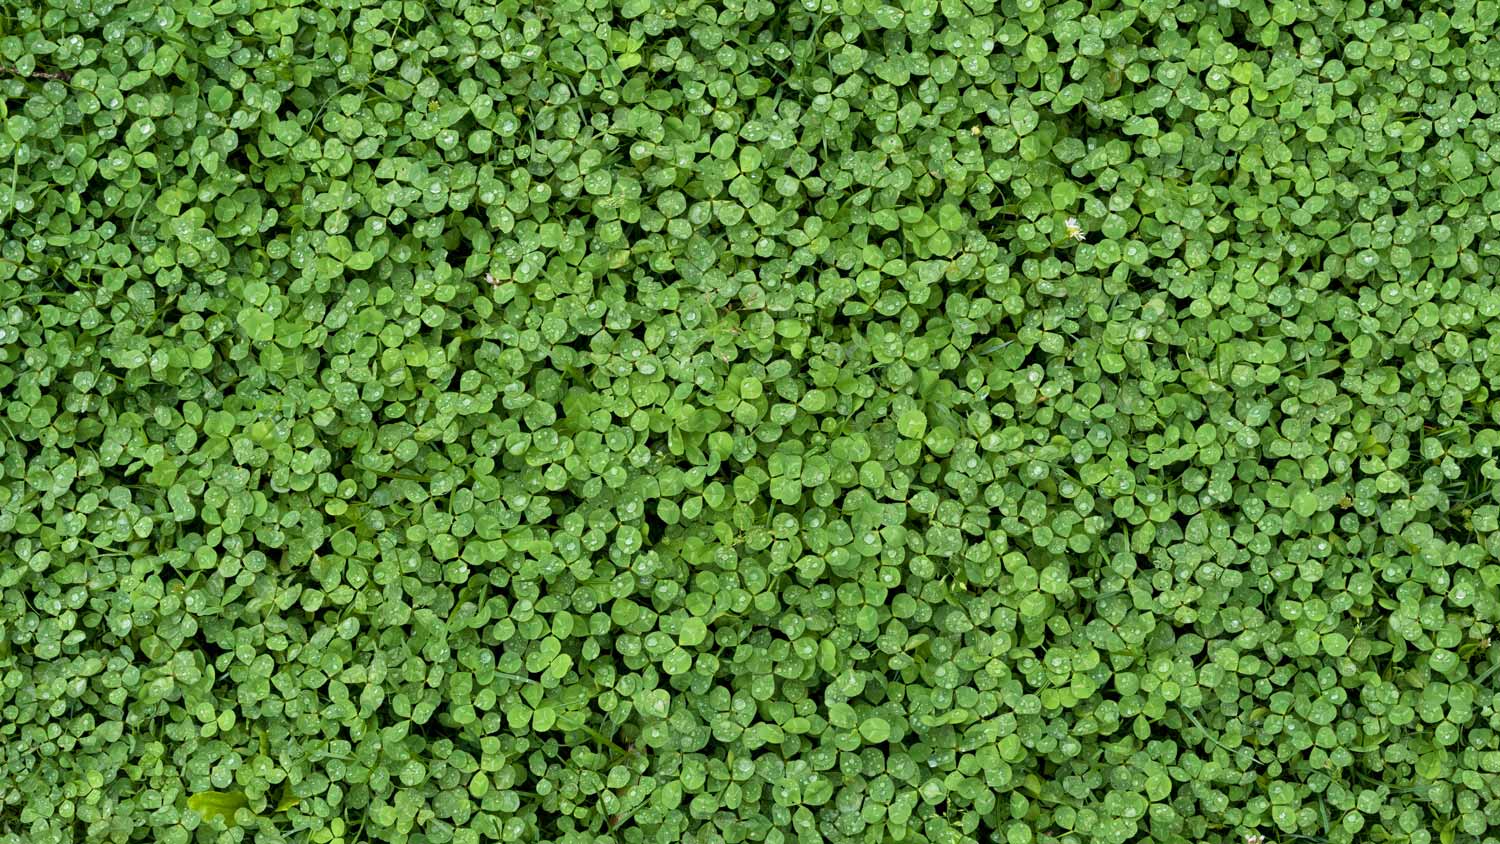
[6, 0, 1500, 843]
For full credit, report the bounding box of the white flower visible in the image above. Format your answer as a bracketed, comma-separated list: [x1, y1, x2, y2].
[1064, 217, 1086, 242]
[485, 272, 501, 287]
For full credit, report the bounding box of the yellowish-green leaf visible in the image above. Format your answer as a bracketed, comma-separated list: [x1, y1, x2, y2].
[188, 791, 250, 826]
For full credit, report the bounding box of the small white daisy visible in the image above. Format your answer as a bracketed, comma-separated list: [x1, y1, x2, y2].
[1064, 217, 1086, 242]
